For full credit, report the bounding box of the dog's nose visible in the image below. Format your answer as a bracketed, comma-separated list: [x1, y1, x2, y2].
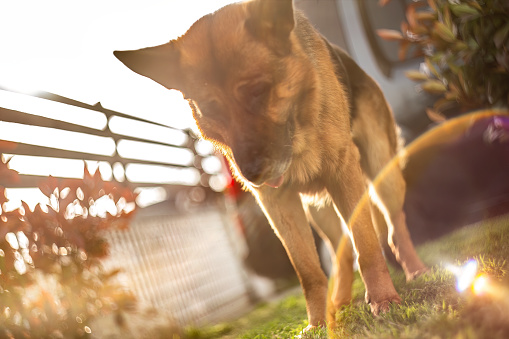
[239, 157, 265, 185]
[232, 148, 266, 185]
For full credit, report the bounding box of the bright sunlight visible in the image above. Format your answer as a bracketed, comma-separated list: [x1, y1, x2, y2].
[0, 0, 238, 207]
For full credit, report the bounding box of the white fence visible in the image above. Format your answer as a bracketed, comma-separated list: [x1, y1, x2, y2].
[103, 207, 254, 331]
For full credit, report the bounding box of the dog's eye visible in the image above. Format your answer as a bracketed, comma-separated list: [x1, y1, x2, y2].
[199, 99, 228, 123]
[248, 81, 270, 98]
[236, 80, 271, 115]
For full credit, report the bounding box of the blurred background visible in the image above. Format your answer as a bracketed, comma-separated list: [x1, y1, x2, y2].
[1, 0, 508, 337]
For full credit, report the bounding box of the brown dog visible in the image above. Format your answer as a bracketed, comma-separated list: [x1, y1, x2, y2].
[114, 0, 427, 331]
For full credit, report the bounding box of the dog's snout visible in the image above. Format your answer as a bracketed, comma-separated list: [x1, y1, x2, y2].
[238, 155, 265, 184]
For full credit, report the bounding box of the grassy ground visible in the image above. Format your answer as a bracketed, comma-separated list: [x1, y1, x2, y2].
[180, 215, 509, 338]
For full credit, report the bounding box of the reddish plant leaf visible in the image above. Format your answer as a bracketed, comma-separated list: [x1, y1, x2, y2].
[0, 160, 19, 185]
[377, 29, 404, 41]
[401, 21, 409, 35]
[415, 11, 436, 22]
[427, 0, 437, 12]
[38, 176, 59, 198]
[406, 1, 426, 29]
[0, 186, 7, 205]
[434, 97, 458, 113]
[426, 108, 446, 122]
[398, 41, 411, 61]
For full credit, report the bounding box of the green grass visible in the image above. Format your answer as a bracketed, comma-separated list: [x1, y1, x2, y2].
[181, 216, 509, 338]
[183, 294, 323, 339]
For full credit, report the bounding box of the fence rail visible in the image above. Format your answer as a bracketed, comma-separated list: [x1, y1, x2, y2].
[0, 87, 218, 191]
[0, 88, 256, 333]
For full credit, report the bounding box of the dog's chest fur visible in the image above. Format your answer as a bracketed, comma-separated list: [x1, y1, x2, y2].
[274, 13, 354, 190]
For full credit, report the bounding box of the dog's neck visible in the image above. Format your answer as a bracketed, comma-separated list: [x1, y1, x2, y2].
[280, 12, 352, 187]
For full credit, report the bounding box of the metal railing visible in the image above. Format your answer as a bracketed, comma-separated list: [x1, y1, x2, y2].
[0, 88, 255, 331]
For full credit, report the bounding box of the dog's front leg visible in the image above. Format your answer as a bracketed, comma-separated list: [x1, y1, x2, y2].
[306, 203, 355, 319]
[254, 186, 329, 328]
[326, 146, 401, 315]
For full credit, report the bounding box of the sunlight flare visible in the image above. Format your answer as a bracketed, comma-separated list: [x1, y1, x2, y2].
[472, 274, 489, 296]
[446, 259, 478, 293]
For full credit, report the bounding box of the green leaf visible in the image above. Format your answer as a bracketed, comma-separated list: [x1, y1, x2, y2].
[450, 4, 479, 18]
[494, 22, 509, 48]
[446, 59, 461, 75]
[453, 41, 469, 51]
[405, 70, 430, 81]
[425, 58, 441, 78]
[430, 51, 446, 65]
[457, 69, 470, 96]
[434, 22, 456, 43]
[467, 1, 482, 11]
[467, 38, 479, 51]
[473, 23, 483, 46]
[421, 79, 448, 94]
[443, 5, 453, 31]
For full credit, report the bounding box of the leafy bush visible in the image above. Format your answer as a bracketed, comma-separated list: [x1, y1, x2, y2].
[378, 0, 509, 120]
[0, 163, 136, 338]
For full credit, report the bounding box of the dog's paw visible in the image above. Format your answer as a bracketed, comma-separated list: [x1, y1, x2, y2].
[295, 324, 323, 338]
[369, 295, 401, 316]
[406, 266, 430, 282]
[327, 295, 351, 325]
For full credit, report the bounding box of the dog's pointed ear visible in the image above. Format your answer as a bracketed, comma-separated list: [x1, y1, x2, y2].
[245, 0, 295, 55]
[114, 43, 183, 91]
